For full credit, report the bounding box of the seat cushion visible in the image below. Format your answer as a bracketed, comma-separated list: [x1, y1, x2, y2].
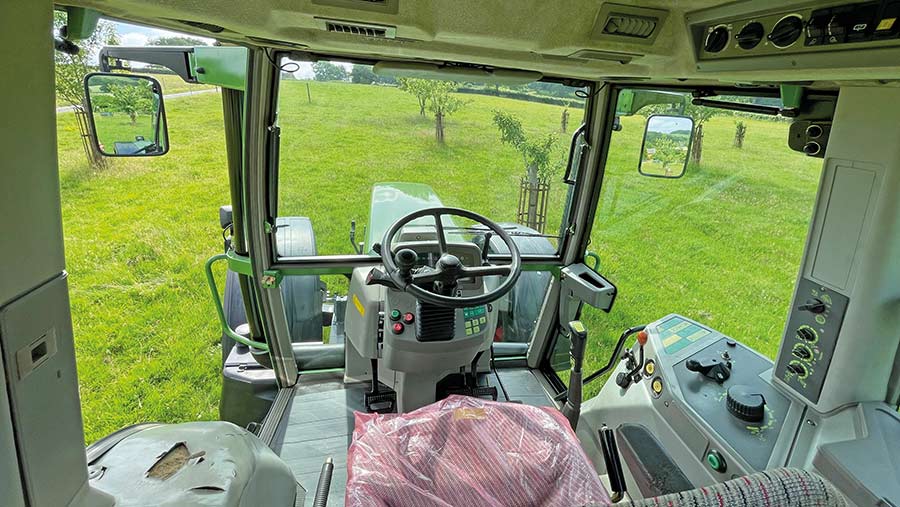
[346, 395, 610, 507]
[88, 421, 296, 507]
[624, 468, 847, 507]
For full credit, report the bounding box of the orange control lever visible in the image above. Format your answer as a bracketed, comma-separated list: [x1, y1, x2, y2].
[636, 330, 649, 346]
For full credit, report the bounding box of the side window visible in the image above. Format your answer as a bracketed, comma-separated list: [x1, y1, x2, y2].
[552, 88, 822, 393]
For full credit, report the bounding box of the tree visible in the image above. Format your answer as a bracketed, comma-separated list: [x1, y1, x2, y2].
[312, 61, 348, 82]
[107, 82, 154, 125]
[683, 103, 716, 164]
[351, 64, 377, 84]
[54, 11, 118, 168]
[733, 120, 747, 148]
[397, 77, 430, 116]
[648, 136, 683, 176]
[148, 35, 209, 46]
[492, 110, 560, 184]
[426, 81, 466, 144]
[492, 110, 561, 231]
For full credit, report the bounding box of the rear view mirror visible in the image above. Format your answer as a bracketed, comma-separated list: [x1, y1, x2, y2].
[639, 115, 693, 178]
[84, 73, 168, 157]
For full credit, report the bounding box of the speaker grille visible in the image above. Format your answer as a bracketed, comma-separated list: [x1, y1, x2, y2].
[415, 301, 456, 342]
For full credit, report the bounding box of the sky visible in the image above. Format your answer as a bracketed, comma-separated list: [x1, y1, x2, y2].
[112, 21, 348, 79]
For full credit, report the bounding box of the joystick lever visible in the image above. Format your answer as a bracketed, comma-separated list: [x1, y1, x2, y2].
[686, 357, 731, 383]
[395, 248, 418, 281]
[562, 320, 588, 430]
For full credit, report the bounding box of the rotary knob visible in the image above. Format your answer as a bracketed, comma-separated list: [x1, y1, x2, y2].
[768, 15, 803, 48]
[704, 25, 730, 53]
[726, 385, 766, 423]
[736, 21, 765, 49]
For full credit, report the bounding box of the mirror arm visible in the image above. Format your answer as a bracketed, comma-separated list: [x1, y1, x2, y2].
[99, 46, 198, 84]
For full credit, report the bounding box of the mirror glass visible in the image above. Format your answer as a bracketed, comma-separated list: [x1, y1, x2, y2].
[85, 74, 168, 156]
[639, 115, 694, 178]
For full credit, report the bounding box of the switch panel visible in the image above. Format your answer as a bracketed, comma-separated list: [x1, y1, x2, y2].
[775, 278, 849, 403]
[694, 0, 900, 61]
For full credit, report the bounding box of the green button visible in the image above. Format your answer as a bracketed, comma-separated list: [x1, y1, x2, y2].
[706, 451, 726, 472]
[390, 310, 401, 321]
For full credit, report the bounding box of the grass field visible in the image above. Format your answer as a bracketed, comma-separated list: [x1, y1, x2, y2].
[57, 81, 820, 442]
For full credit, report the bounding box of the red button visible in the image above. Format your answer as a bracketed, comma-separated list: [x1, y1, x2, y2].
[403, 312, 415, 324]
[392, 323, 404, 334]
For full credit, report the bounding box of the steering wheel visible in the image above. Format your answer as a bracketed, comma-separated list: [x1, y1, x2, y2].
[378, 207, 521, 308]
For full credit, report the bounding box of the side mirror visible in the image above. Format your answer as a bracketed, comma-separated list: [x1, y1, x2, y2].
[83, 73, 168, 157]
[639, 115, 694, 178]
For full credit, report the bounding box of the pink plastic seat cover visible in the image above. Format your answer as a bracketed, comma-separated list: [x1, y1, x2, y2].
[346, 395, 610, 507]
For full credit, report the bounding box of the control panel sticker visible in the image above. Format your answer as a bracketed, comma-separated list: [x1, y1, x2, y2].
[659, 316, 712, 354]
[463, 306, 487, 336]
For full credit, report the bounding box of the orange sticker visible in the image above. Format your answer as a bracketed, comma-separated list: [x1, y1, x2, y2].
[453, 408, 487, 420]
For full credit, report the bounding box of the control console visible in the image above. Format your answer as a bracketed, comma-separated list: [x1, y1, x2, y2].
[691, 0, 900, 66]
[774, 278, 849, 403]
[639, 315, 800, 473]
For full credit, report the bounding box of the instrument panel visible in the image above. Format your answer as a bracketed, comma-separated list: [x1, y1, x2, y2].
[693, 0, 900, 61]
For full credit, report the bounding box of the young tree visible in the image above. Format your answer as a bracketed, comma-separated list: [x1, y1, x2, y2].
[733, 120, 747, 148]
[683, 103, 716, 164]
[397, 77, 430, 116]
[427, 81, 465, 144]
[54, 11, 118, 168]
[492, 110, 560, 184]
[107, 83, 154, 125]
[350, 64, 377, 84]
[312, 61, 348, 82]
[492, 110, 561, 230]
[648, 136, 683, 176]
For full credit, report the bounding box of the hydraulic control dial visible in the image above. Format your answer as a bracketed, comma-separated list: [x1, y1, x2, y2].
[797, 298, 826, 314]
[792, 343, 812, 361]
[787, 361, 809, 379]
[704, 25, 730, 53]
[726, 385, 766, 423]
[796, 325, 818, 343]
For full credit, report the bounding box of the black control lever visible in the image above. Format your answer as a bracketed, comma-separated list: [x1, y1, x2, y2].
[599, 425, 627, 503]
[395, 248, 417, 282]
[686, 357, 731, 383]
[480, 232, 493, 264]
[562, 320, 588, 430]
[365, 268, 400, 290]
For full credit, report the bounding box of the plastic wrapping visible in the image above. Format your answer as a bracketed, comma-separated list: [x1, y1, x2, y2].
[346, 395, 610, 507]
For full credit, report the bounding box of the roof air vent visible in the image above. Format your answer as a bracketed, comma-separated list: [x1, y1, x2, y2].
[603, 15, 657, 38]
[320, 19, 397, 38]
[591, 4, 668, 45]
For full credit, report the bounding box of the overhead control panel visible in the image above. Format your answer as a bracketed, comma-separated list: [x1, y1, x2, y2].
[692, 0, 900, 62]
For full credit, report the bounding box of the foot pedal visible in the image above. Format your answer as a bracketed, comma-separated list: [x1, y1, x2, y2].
[365, 386, 396, 413]
[445, 384, 498, 401]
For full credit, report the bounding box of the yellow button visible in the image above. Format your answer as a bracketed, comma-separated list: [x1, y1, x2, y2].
[877, 17, 896, 31]
[479, 316, 487, 324]
[652, 378, 663, 396]
[473, 326, 480, 333]
[465, 321, 472, 328]
[465, 328, 473, 336]
[644, 360, 655, 376]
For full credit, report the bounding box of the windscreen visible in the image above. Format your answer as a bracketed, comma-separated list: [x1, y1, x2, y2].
[274, 58, 587, 258]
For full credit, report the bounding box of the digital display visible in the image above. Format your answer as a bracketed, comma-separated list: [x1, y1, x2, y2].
[658, 316, 711, 354]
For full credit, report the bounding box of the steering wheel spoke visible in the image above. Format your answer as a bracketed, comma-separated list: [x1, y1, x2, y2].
[411, 267, 443, 285]
[462, 264, 512, 278]
[432, 212, 448, 254]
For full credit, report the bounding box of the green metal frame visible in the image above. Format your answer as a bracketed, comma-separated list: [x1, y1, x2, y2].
[205, 253, 269, 351]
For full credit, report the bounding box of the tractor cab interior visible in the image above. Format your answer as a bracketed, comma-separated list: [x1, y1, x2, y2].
[3, 1, 900, 506]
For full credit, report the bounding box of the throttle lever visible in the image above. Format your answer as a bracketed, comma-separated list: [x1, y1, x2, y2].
[685, 357, 732, 383]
